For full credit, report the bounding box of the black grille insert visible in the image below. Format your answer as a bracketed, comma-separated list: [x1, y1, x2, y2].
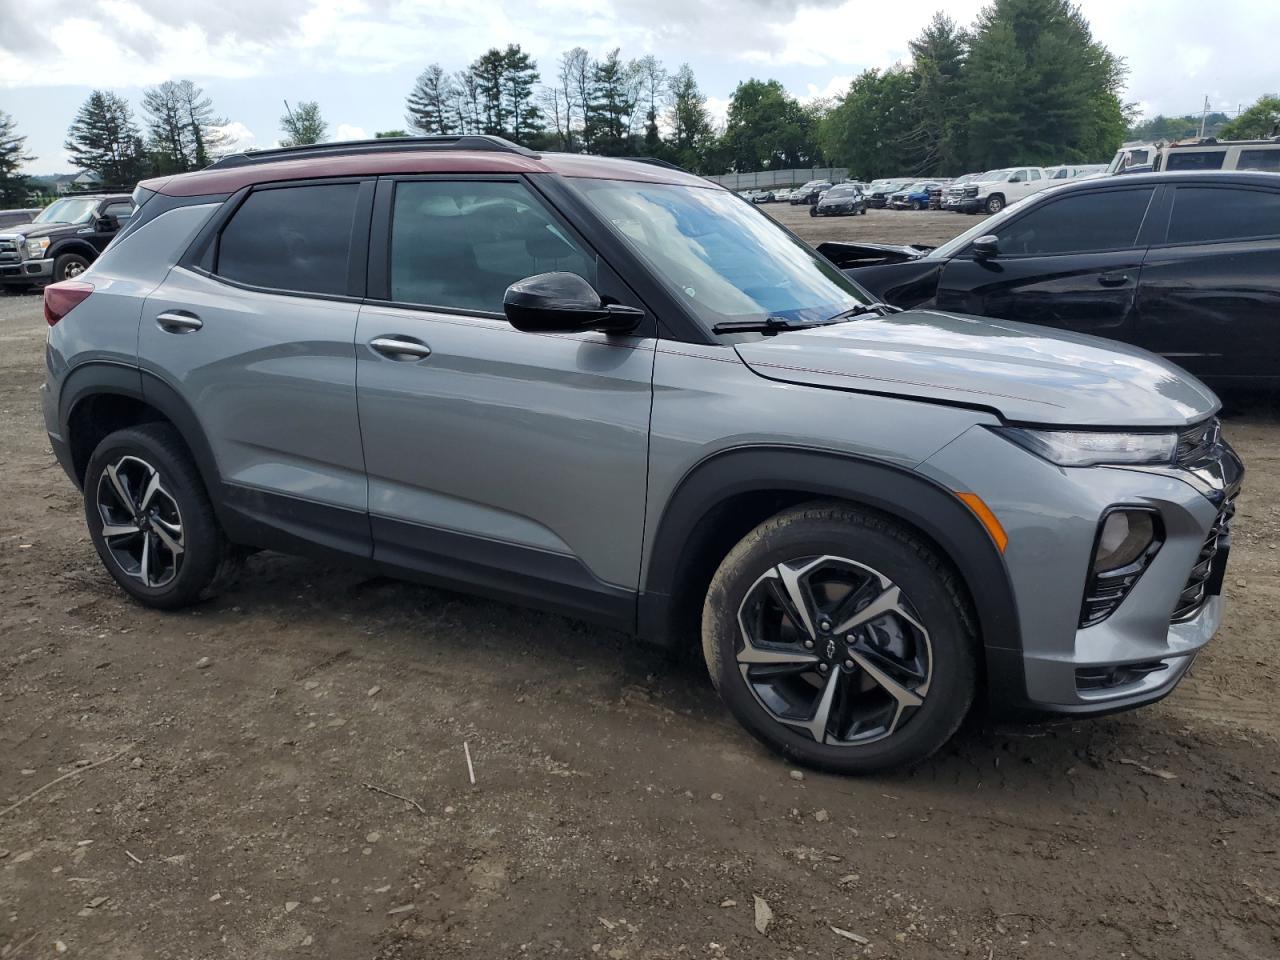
[1175, 418, 1221, 467]
[1172, 499, 1233, 621]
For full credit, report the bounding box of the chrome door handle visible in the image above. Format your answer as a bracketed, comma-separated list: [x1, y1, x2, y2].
[156, 311, 203, 333]
[369, 336, 431, 360]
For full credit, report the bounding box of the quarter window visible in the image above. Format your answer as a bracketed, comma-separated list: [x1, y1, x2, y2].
[1165, 150, 1225, 171]
[101, 200, 134, 221]
[1167, 187, 1280, 244]
[216, 182, 360, 295]
[388, 180, 595, 313]
[988, 188, 1155, 256]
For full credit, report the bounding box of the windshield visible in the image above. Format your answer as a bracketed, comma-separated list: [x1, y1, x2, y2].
[33, 198, 99, 225]
[975, 169, 1012, 183]
[572, 179, 873, 330]
[824, 186, 858, 198]
[927, 196, 1032, 259]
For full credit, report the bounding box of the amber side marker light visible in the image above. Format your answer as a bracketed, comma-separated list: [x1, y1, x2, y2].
[955, 492, 1009, 553]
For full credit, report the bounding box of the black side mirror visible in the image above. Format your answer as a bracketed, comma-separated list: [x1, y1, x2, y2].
[971, 235, 1000, 260]
[95, 214, 119, 231]
[504, 272, 643, 334]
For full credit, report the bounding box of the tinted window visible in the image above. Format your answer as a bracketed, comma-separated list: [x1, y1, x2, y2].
[990, 188, 1155, 256]
[217, 183, 360, 295]
[1238, 149, 1280, 172]
[389, 180, 595, 313]
[1166, 150, 1225, 171]
[1167, 187, 1280, 244]
[1029, 169, 1042, 181]
[101, 200, 133, 221]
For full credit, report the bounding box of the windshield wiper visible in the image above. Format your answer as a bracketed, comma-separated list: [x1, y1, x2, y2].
[823, 302, 903, 323]
[711, 316, 827, 335]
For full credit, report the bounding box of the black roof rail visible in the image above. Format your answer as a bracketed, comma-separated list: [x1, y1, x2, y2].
[206, 135, 540, 170]
[623, 156, 691, 173]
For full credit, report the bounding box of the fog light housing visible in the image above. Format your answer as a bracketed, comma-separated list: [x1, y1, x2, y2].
[1080, 508, 1163, 628]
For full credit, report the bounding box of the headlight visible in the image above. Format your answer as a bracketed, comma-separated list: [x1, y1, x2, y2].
[995, 427, 1177, 467]
[26, 237, 51, 259]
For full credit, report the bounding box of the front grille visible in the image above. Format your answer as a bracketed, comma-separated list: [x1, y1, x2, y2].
[0, 238, 20, 265]
[1175, 417, 1221, 467]
[1171, 499, 1233, 621]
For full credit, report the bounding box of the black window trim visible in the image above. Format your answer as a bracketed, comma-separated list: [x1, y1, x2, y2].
[1149, 183, 1280, 250]
[181, 175, 376, 303]
[364, 172, 659, 338]
[960, 185, 1159, 260]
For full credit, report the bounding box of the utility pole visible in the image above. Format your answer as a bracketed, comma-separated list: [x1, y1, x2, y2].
[1198, 95, 1210, 138]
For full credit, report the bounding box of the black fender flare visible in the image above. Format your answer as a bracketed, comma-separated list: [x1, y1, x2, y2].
[59, 361, 223, 505]
[48, 238, 98, 263]
[640, 445, 1023, 665]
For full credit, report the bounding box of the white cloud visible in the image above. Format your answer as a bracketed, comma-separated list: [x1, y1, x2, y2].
[214, 121, 257, 152]
[334, 124, 368, 141]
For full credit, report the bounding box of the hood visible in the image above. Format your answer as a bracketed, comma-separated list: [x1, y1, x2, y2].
[733, 309, 1218, 428]
[817, 240, 931, 269]
[0, 221, 60, 240]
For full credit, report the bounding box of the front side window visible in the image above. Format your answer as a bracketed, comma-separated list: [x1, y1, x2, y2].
[101, 200, 134, 221]
[1165, 150, 1225, 171]
[216, 183, 360, 295]
[988, 188, 1155, 256]
[1238, 149, 1280, 172]
[1167, 187, 1280, 244]
[388, 180, 595, 313]
[1029, 169, 1042, 181]
[572, 178, 873, 330]
[1010, 170, 1028, 182]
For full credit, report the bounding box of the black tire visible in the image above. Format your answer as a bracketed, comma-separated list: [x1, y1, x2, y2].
[809, 206, 818, 217]
[83, 423, 240, 609]
[701, 502, 977, 774]
[53, 252, 92, 282]
[984, 194, 1005, 214]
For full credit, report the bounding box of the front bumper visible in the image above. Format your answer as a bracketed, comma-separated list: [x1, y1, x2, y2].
[0, 256, 53, 283]
[918, 424, 1243, 718]
[815, 204, 855, 215]
[952, 198, 982, 212]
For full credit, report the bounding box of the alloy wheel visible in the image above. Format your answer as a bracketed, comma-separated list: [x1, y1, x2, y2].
[735, 555, 932, 745]
[95, 455, 185, 588]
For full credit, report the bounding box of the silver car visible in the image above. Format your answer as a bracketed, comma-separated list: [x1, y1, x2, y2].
[41, 136, 1243, 774]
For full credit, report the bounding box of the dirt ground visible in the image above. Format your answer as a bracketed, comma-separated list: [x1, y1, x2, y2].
[2, 207, 1278, 960]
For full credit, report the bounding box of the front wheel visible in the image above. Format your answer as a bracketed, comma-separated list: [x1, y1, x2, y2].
[702, 503, 977, 774]
[809, 206, 818, 217]
[985, 195, 1005, 214]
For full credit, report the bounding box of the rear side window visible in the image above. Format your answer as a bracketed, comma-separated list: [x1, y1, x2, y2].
[101, 200, 134, 221]
[1165, 150, 1225, 171]
[989, 188, 1155, 256]
[388, 180, 595, 313]
[1238, 149, 1280, 172]
[217, 183, 360, 295]
[1167, 187, 1280, 244]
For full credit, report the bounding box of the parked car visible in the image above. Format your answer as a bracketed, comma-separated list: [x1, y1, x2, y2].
[1045, 164, 1107, 180]
[890, 181, 944, 210]
[0, 207, 41, 229]
[866, 180, 911, 208]
[820, 171, 1280, 389]
[941, 173, 982, 210]
[750, 189, 774, 204]
[773, 187, 793, 202]
[0, 194, 135, 287]
[791, 180, 832, 205]
[810, 183, 867, 217]
[1108, 137, 1280, 175]
[42, 136, 1242, 774]
[948, 167, 1051, 214]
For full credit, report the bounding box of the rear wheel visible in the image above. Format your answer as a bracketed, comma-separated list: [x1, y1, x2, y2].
[809, 206, 818, 217]
[702, 503, 977, 774]
[84, 423, 239, 609]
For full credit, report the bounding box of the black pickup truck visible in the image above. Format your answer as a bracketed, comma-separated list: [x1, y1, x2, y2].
[0, 193, 134, 287]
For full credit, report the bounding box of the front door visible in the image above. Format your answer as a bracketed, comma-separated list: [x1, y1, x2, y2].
[935, 185, 1157, 340]
[355, 176, 655, 626]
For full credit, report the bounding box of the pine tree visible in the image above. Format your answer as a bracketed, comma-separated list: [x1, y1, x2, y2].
[908, 13, 969, 173]
[500, 45, 543, 143]
[0, 111, 33, 207]
[142, 80, 228, 173]
[281, 101, 328, 146]
[472, 49, 508, 136]
[406, 65, 457, 135]
[666, 65, 715, 172]
[585, 50, 638, 155]
[65, 90, 149, 187]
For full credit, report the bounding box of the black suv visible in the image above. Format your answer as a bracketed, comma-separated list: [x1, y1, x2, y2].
[0, 194, 135, 287]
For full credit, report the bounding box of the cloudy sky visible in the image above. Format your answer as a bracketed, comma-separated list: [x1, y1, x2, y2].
[1, 0, 1275, 172]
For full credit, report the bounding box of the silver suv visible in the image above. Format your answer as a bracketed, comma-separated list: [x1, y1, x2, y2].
[41, 136, 1244, 773]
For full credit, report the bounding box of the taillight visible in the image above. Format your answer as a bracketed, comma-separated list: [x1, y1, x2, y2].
[43, 280, 95, 326]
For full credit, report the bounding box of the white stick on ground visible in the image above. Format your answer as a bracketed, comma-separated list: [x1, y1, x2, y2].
[0, 743, 136, 819]
[463, 742, 476, 785]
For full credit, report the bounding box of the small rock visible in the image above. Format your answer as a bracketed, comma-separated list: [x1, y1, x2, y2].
[837, 874, 860, 886]
[303, 680, 320, 691]
[131, 757, 144, 769]
[719, 899, 737, 908]
[76, 840, 93, 846]
[895, 932, 907, 944]
[55, 942, 68, 954]
[87, 896, 109, 909]
[0, 850, 8, 859]
[814, 809, 829, 822]
[14, 851, 34, 863]
[366, 832, 381, 843]
[326, 718, 346, 728]
[883, 832, 898, 839]
[444, 805, 455, 814]
[753, 894, 773, 935]
[830, 926, 870, 945]
[302, 935, 313, 946]
[20, 768, 35, 776]
[195, 656, 212, 669]
[789, 770, 804, 781]
[362, 847, 373, 856]
[366, 685, 381, 697]
[386, 903, 415, 916]
[710, 793, 723, 801]
[285, 901, 300, 913]
[209, 893, 221, 902]
[374, 884, 391, 893]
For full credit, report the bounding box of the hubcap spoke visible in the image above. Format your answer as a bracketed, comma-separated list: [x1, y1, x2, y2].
[139, 470, 163, 511]
[151, 521, 184, 557]
[781, 666, 841, 744]
[102, 521, 141, 539]
[772, 561, 819, 639]
[139, 532, 153, 587]
[831, 583, 903, 636]
[105, 463, 136, 514]
[848, 649, 923, 734]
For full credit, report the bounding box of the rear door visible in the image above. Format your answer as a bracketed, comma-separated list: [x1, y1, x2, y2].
[139, 178, 374, 555]
[354, 176, 655, 623]
[935, 185, 1157, 340]
[1135, 182, 1280, 383]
